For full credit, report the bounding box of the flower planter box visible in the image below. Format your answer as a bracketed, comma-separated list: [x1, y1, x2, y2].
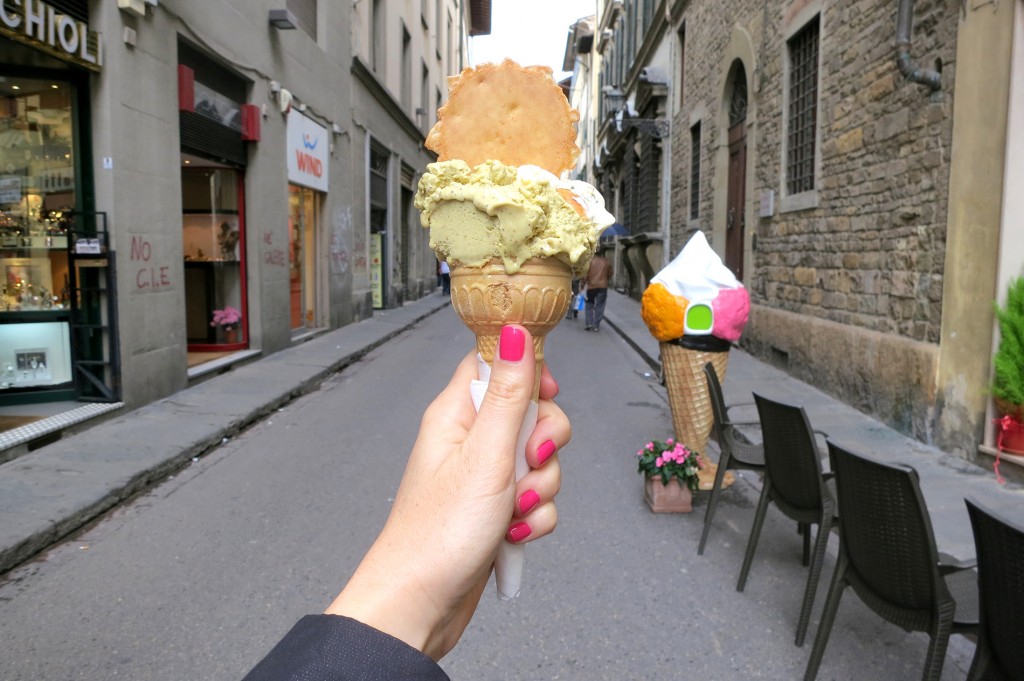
[996, 414, 1024, 455]
[643, 476, 693, 513]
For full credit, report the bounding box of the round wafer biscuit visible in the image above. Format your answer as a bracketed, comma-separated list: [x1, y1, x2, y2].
[425, 59, 580, 176]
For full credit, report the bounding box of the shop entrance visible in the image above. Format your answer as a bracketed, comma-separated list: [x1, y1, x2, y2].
[1, 76, 81, 406]
[182, 161, 248, 365]
[288, 184, 321, 332]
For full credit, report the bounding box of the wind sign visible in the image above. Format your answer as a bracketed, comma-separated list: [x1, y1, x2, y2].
[286, 109, 328, 192]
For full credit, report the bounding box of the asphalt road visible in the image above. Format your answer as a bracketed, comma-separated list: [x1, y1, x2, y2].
[0, 307, 976, 679]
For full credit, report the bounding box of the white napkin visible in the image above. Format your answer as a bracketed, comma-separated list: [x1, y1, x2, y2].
[470, 354, 537, 600]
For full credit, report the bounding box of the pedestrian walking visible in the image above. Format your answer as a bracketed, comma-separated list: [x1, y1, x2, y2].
[584, 249, 613, 331]
[439, 259, 451, 296]
[565, 278, 583, 320]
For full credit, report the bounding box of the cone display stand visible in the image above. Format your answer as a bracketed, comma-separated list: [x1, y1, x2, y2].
[660, 337, 734, 491]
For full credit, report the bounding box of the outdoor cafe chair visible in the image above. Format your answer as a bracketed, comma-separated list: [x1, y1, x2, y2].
[803, 442, 978, 681]
[737, 393, 836, 647]
[965, 497, 1024, 681]
[697, 362, 764, 555]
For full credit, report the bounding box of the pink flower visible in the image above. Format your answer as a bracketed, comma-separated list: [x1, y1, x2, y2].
[666, 438, 674, 445]
[646, 442, 655, 451]
[655, 456, 664, 467]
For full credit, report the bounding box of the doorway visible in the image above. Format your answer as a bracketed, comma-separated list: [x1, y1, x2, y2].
[288, 184, 320, 332]
[725, 62, 748, 280]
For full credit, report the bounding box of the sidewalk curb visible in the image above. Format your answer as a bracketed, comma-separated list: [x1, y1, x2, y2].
[0, 295, 450, 576]
[605, 312, 660, 375]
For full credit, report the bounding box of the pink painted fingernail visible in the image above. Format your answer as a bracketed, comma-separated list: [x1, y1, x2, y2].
[518, 489, 541, 515]
[536, 439, 556, 466]
[499, 325, 526, 362]
[507, 521, 532, 543]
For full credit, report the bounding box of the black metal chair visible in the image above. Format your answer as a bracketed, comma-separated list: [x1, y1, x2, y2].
[737, 393, 836, 647]
[804, 442, 978, 681]
[697, 362, 764, 555]
[965, 497, 1024, 681]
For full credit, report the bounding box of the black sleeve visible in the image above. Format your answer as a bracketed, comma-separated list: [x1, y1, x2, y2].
[242, 615, 451, 681]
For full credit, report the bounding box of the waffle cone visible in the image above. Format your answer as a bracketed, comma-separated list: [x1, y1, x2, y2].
[450, 258, 572, 398]
[660, 342, 730, 460]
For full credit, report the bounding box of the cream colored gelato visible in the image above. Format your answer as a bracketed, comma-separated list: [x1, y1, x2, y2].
[414, 159, 615, 275]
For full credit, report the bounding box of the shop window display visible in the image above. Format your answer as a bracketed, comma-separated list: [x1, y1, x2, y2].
[0, 78, 75, 390]
[182, 165, 246, 347]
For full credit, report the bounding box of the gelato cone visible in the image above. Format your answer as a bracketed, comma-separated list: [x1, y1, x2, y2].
[415, 59, 615, 600]
[450, 258, 572, 398]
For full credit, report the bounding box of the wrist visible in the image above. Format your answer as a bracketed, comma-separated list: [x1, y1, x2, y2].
[326, 573, 432, 654]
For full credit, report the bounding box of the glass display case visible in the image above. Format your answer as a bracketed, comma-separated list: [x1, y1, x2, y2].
[182, 166, 246, 347]
[1, 77, 76, 392]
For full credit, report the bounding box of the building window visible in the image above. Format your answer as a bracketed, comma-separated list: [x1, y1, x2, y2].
[676, 24, 685, 111]
[786, 17, 819, 196]
[401, 24, 412, 111]
[421, 62, 430, 132]
[372, 0, 385, 72]
[287, 0, 317, 40]
[435, 0, 443, 59]
[689, 122, 701, 220]
[446, 12, 453, 72]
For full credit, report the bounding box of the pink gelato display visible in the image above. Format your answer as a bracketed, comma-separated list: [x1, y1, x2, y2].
[646, 232, 750, 491]
[712, 288, 751, 343]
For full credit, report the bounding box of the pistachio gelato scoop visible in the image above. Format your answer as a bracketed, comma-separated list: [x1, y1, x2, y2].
[414, 159, 615, 275]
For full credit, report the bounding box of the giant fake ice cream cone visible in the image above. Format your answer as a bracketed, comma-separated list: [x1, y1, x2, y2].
[641, 232, 751, 492]
[416, 60, 615, 599]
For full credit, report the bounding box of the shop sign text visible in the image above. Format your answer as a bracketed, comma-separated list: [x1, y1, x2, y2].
[0, 0, 103, 70]
[286, 109, 328, 192]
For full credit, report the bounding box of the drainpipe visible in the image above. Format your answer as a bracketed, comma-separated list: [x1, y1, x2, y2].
[896, 0, 942, 90]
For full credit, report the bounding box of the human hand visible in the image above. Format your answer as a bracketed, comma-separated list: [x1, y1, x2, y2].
[325, 324, 569, 660]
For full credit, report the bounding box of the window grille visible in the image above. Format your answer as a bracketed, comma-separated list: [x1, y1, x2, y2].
[637, 133, 660, 233]
[786, 17, 819, 195]
[689, 123, 701, 220]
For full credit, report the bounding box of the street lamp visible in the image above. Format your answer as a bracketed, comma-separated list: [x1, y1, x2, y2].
[268, 9, 298, 30]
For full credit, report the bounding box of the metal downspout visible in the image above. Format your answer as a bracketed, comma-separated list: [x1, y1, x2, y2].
[896, 0, 942, 90]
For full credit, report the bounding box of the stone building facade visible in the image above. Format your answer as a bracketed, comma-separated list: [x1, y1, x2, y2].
[587, 0, 1023, 467]
[0, 0, 486, 453]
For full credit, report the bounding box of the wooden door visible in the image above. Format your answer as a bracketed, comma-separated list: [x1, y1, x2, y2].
[726, 121, 746, 280]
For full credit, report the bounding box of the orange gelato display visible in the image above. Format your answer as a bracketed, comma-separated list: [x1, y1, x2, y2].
[415, 59, 614, 599]
[641, 232, 750, 491]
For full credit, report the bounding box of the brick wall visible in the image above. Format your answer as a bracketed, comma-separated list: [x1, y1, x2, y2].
[670, 0, 957, 345]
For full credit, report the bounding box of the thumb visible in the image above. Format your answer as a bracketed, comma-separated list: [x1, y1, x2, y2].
[467, 325, 535, 466]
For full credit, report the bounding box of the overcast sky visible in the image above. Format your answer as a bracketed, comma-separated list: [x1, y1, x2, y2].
[469, 0, 598, 81]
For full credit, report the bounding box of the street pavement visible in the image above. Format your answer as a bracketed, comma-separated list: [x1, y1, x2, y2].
[1, 288, 1021, 679]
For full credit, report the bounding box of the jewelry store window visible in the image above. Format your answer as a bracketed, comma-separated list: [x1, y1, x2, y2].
[0, 77, 76, 397]
[182, 162, 248, 364]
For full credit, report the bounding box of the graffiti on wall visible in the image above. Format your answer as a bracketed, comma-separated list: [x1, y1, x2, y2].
[129, 235, 172, 291]
[330, 206, 351, 275]
[262, 230, 286, 267]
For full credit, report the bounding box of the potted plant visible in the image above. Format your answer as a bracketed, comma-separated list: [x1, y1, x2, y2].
[636, 438, 705, 513]
[211, 306, 242, 344]
[993, 277, 1024, 457]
